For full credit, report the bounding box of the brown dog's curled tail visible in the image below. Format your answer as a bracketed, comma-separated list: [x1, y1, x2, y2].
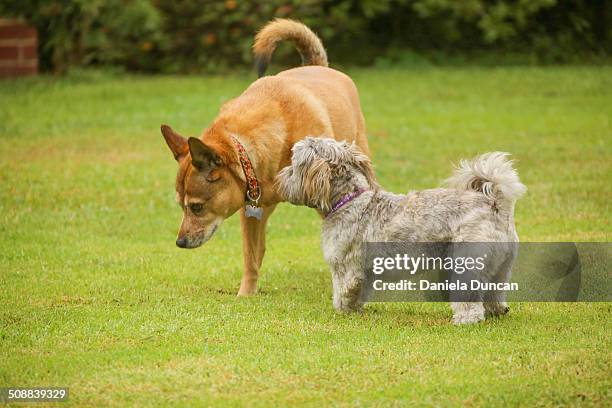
[253, 19, 328, 78]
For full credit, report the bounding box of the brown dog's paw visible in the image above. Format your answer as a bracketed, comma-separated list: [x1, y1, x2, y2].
[237, 280, 258, 296]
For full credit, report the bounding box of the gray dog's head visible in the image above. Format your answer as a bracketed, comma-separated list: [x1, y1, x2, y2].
[276, 137, 377, 212]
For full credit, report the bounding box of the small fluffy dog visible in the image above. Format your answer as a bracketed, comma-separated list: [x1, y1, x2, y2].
[276, 137, 526, 324]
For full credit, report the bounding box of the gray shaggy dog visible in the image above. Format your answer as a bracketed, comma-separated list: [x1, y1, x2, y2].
[276, 137, 526, 324]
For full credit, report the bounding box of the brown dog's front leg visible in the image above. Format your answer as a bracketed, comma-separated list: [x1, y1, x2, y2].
[238, 204, 277, 296]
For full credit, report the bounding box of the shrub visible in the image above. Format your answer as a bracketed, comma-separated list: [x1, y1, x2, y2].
[0, 0, 161, 73]
[2, 0, 610, 73]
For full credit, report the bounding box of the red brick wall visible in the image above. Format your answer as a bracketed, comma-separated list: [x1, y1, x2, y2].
[0, 18, 38, 77]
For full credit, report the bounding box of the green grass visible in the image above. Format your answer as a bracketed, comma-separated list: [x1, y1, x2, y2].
[1, 67, 611, 406]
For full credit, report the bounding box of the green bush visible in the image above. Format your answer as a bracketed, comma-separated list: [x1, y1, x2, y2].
[151, 0, 308, 72]
[151, 0, 377, 72]
[0, 0, 161, 73]
[85, 0, 162, 71]
[2, 0, 610, 73]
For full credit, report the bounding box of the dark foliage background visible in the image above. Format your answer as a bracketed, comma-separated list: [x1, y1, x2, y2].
[2, 0, 610, 73]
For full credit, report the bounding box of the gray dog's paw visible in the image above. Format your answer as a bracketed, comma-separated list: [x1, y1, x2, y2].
[452, 311, 485, 325]
[485, 302, 510, 318]
[333, 299, 364, 314]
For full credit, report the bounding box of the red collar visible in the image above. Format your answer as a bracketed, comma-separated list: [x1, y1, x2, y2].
[231, 136, 261, 204]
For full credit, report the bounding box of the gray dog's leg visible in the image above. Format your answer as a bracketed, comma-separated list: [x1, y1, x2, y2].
[448, 243, 485, 324]
[484, 251, 515, 317]
[332, 267, 364, 312]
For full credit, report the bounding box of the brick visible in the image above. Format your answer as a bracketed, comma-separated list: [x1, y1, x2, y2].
[0, 58, 36, 67]
[0, 38, 36, 47]
[21, 45, 37, 59]
[0, 46, 18, 59]
[0, 20, 38, 77]
[0, 24, 36, 39]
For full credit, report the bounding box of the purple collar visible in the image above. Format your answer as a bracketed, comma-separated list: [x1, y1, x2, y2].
[326, 188, 368, 218]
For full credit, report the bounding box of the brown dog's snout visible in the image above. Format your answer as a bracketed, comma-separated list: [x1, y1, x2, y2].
[176, 237, 188, 248]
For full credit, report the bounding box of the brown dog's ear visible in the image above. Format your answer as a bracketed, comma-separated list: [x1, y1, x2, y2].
[349, 143, 379, 189]
[188, 137, 222, 171]
[161, 124, 188, 161]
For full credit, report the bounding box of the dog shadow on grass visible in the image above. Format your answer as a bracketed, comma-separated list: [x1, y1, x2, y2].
[348, 303, 514, 330]
[358, 303, 450, 327]
[193, 280, 512, 330]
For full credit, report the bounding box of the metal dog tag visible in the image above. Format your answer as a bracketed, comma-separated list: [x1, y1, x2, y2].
[245, 204, 263, 220]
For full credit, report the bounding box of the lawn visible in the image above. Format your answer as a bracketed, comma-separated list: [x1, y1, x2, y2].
[0, 66, 610, 406]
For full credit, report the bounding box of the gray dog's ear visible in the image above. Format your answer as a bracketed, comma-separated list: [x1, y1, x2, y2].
[349, 143, 379, 189]
[188, 137, 222, 171]
[304, 157, 332, 212]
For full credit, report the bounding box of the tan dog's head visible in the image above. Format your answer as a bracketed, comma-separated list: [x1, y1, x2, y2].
[161, 125, 244, 248]
[276, 137, 377, 213]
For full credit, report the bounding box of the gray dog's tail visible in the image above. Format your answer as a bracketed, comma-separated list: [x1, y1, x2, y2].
[445, 152, 526, 217]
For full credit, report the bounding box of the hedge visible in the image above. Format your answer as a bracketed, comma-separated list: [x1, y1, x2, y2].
[2, 0, 610, 73]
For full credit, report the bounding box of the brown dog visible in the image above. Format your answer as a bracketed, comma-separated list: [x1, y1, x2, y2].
[161, 19, 370, 295]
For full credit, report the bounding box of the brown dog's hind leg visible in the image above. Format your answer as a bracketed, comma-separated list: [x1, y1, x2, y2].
[238, 204, 277, 296]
